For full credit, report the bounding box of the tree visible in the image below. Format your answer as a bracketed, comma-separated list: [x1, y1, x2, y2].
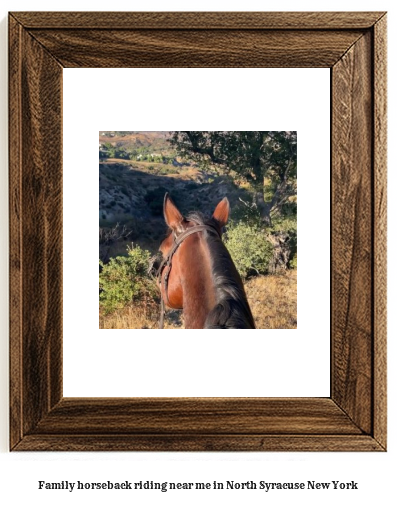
[169, 131, 297, 225]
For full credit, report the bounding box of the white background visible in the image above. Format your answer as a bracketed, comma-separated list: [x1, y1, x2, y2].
[0, 1, 395, 507]
[63, 68, 330, 397]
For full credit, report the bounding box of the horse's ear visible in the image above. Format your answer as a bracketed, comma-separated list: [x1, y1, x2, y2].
[163, 193, 184, 232]
[212, 197, 230, 229]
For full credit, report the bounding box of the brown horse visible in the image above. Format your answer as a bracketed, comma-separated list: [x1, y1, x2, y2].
[156, 194, 255, 329]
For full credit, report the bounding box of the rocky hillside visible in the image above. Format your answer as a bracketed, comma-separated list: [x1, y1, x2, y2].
[99, 158, 253, 260]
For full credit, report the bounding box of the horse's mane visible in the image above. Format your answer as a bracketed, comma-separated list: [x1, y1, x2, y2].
[186, 212, 256, 329]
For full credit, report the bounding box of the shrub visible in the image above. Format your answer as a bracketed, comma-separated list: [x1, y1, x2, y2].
[224, 222, 273, 279]
[272, 215, 297, 233]
[271, 215, 297, 264]
[99, 244, 157, 314]
[230, 200, 262, 227]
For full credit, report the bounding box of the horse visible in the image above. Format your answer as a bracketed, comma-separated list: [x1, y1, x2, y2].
[154, 193, 255, 329]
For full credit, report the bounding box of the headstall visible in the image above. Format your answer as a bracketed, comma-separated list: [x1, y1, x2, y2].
[154, 223, 221, 329]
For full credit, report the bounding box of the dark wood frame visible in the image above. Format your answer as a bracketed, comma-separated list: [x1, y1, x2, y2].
[9, 12, 387, 451]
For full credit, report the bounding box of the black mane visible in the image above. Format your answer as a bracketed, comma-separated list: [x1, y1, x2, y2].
[186, 212, 256, 329]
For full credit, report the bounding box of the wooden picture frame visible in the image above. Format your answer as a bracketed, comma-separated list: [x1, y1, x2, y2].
[9, 11, 387, 451]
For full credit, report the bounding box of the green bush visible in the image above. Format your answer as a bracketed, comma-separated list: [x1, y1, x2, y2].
[225, 222, 273, 279]
[271, 215, 297, 263]
[230, 201, 262, 226]
[99, 245, 157, 314]
[272, 215, 297, 233]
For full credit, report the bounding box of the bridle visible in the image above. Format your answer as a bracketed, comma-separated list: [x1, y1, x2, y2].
[155, 223, 221, 329]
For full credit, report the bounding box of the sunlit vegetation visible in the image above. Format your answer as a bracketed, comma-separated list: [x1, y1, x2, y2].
[99, 131, 297, 329]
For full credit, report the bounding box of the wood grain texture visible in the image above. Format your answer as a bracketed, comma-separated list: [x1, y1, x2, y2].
[14, 435, 383, 452]
[332, 32, 373, 434]
[8, 11, 387, 452]
[9, 17, 63, 448]
[9, 15, 23, 450]
[32, 398, 362, 435]
[11, 11, 386, 29]
[373, 14, 387, 449]
[21, 28, 64, 431]
[28, 29, 363, 68]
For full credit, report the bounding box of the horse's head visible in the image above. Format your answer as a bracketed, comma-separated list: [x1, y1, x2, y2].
[158, 193, 230, 311]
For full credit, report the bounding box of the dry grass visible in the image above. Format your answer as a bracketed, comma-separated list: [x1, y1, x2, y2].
[246, 269, 297, 329]
[99, 300, 182, 329]
[99, 270, 297, 330]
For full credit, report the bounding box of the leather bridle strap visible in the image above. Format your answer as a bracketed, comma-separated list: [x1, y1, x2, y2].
[159, 297, 166, 330]
[158, 223, 220, 329]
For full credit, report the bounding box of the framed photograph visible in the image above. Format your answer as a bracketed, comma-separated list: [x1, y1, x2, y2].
[9, 11, 387, 451]
[97, 129, 298, 332]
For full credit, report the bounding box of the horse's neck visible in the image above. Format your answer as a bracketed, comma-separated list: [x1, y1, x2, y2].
[204, 240, 255, 329]
[180, 236, 216, 329]
[179, 233, 255, 329]
[182, 293, 213, 329]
